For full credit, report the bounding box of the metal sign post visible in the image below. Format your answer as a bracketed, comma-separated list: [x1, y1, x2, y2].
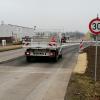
[95, 35, 97, 83]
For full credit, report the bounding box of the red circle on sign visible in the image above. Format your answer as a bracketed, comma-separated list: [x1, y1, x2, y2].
[89, 18, 100, 35]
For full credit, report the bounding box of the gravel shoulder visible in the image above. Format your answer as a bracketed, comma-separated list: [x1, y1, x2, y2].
[74, 53, 87, 74]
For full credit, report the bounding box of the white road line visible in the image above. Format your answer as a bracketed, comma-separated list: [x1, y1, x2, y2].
[0, 70, 71, 74]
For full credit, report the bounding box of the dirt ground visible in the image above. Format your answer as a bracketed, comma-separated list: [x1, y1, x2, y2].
[84, 46, 100, 81]
[65, 46, 100, 100]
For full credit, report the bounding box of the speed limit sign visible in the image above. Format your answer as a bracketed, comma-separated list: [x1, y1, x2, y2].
[89, 18, 100, 35]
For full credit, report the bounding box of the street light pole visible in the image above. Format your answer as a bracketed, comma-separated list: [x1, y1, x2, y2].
[34, 26, 36, 30]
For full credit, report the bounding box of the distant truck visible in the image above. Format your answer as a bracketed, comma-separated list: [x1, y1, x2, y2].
[22, 32, 63, 62]
[61, 36, 66, 43]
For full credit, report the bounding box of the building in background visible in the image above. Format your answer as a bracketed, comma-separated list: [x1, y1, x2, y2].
[0, 21, 34, 44]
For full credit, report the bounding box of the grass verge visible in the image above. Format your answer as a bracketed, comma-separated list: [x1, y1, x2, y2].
[0, 45, 22, 52]
[65, 51, 100, 100]
[66, 73, 95, 100]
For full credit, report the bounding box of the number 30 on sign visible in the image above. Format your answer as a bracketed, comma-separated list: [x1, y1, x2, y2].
[89, 18, 100, 35]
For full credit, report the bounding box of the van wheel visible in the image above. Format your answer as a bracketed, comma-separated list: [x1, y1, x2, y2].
[26, 56, 31, 62]
[53, 56, 58, 62]
[59, 54, 62, 58]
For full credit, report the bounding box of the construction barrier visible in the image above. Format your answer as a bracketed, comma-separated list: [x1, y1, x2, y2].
[79, 40, 100, 52]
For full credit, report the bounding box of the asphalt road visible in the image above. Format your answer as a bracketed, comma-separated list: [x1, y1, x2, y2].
[0, 45, 79, 100]
[0, 48, 25, 63]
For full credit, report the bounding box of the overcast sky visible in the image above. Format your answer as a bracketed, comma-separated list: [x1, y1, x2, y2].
[0, 0, 99, 33]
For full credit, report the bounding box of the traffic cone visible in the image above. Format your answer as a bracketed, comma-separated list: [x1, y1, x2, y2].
[79, 40, 83, 53]
[49, 36, 57, 46]
[50, 36, 56, 42]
